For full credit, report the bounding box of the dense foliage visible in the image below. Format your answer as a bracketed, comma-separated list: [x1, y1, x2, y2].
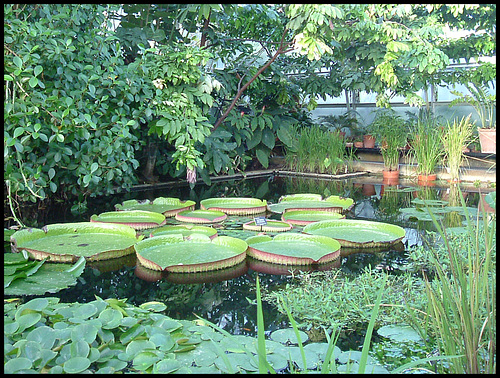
[4, 4, 496, 223]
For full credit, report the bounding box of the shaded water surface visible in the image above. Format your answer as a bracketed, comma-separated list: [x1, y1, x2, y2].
[7, 175, 487, 346]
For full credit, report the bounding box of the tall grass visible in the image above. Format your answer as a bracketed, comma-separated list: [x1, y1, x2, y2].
[418, 187, 496, 373]
[410, 118, 445, 176]
[285, 125, 349, 175]
[441, 115, 474, 182]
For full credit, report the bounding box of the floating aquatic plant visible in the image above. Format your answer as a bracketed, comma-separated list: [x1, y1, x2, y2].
[115, 197, 196, 217]
[10, 222, 143, 262]
[175, 209, 227, 224]
[268, 193, 354, 214]
[90, 210, 166, 230]
[200, 197, 267, 215]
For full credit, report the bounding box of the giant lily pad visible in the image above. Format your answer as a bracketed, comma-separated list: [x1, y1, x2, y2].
[267, 193, 354, 214]
[281, 210, 345, 225]
[10, 222, 143, 262]
[135, 234, 248, 272]
[247, 256, 341, 275]
[115, 197, 196, 217]
[303, 219, 405, 248]
[150, 225, 218, 239]
[242, 219, 293, 232]
[90, 210, 166, 230]
[200, 197, 267, 215]
[175, 210, 227, 224]
[245, 233, 341, 265]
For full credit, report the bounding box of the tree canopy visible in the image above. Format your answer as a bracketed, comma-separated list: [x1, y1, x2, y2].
[4, 4, 496, 219]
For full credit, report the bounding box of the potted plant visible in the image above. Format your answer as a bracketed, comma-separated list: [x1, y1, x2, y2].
[318, 111, 359, 139]
[409, 116, 445, 184]
[441, 114, 474, 183]
[450, 82, 496, 154]
[369, 109, 408, 180]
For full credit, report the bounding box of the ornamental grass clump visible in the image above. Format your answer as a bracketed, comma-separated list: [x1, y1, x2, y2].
[441, 115, 474, 182]
[286, 125, 349, 175]
[416, 188, 496, 374]
[410, 118, 445, 177]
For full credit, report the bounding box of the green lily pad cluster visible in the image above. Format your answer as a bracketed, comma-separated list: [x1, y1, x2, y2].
[4, 297, 388, 374]
[115, 197, 196, 217]
[4, 251, 86, 296]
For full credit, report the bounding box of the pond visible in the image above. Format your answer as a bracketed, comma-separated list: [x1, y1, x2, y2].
[5, 174, 489, 353]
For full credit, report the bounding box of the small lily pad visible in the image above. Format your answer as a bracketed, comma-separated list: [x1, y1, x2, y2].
[91, 210, 166, 230]
[115, 197, 196, 217]
[377, 324, 423, 343]
[200, 197, 267, 215]
[270, 328, 309, 345]
[175, 210, 227, 224]
[151, 224, 218, 239]
[282, 209, 345, 225]
[242, 219, 293, 232]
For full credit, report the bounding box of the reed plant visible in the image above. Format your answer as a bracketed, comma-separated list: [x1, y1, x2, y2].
[285, 125, 349, 175]
[416, 188, 496, 374]
[441, 115, 474, 182]
[410, 118, 445, 176]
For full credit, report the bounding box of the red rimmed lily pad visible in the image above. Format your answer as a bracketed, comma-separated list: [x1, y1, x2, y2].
[303, 219, 405, 248]
[10, 222, 144, 263]
[247, 256, 341, 275]
[242, 219, 293, 232]
[175, 209, 227, 224]
[150, 224, 218, 239]
[267, 193, 354, 214]
[134, 234, 248, 273]
[134, 260, 248, 284]
[200, 197, 267, 215]
[90, 210, 166, 230]
[245, 233, 341, 265]
[281, 210, 345, 226]
[115, 197, 196, 217]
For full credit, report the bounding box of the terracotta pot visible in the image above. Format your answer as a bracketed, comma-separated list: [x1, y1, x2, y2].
[417, 174, 437, 187]
[363, 134, 376, 148]
[382, 170, 399, 180]
[362, 184, 376, 196]
[478, 128, 496, 154]
[354, 141, 364, 148]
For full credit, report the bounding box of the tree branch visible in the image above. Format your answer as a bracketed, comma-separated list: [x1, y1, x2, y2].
[211, 29, 292, 132]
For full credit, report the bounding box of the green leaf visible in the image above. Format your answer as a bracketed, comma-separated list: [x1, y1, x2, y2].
[34, 65, 43, 77]
[4, 357, 33, 373]
[29, 76, 38, 88]
[63, 356, 91, 373]
[255, 148, 269, 168]
[13, 56, 23, 69]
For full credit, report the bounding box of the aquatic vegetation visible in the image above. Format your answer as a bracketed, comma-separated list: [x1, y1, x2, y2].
[268, 193, 355, 214]
[115, 197, 196, 217]
[303, 219, 405, 248]
[10, 222, 143, 262]
[246, 233, 341, 265]
[90, 210, 167, 230]
[242, 219, 293, 232]
[135, 234, 248, 272]
[200, 197, 268, 215]
[174, 209, 227, 223]
[4, 251, 86, 296]
[282, 209, 345, 225]
[150, 224, 218, 239]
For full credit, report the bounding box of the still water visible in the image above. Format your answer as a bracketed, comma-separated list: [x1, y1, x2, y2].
[10, 174, 488, 348]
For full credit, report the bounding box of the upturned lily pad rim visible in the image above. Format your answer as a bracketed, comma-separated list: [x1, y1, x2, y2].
[242, 219, 293, 232]
[200, 197, 267, 215]
[281, 210, 345, 225]
[267, 194, 355, 214]
[245, 232, 341, 265]
[10, 222, 143, 262]
[135, 234, 248, 273]
[175, 209, 227, 224]
[115, 197, 196, 217]
[90, 210, 167, 230]
[303, 219, 405, 248]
